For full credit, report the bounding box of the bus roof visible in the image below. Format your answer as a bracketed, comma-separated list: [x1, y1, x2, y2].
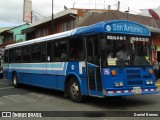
[5, 29, 76, 50]
[5, 20, 150, 50]
[72, 20, 150, 36]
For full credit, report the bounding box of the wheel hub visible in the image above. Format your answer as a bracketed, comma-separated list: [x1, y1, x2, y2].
[71, 83, 79, 98]
[13, 77, 17, 85]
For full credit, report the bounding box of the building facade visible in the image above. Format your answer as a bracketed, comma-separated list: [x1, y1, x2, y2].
[0, 23, 29, 68]
[22, 8, 110, 40]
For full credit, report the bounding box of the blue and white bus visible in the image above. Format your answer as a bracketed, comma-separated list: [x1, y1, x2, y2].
[3, 20, 158, 102]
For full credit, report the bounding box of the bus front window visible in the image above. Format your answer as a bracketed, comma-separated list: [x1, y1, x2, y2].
[101, 35, 151, 67]
[131, 38, 151, 66]
[101, 35, 130, 66]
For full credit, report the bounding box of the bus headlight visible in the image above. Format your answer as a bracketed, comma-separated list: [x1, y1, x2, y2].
[148, 69, 153, 74]
[114, 82, 123, 87]
[146, 81, 150, 85]
[119, 82, 123, 86]
[146, 80, 153, 85]
[114, 82, 119, 87]
[150, 81, 153, 84]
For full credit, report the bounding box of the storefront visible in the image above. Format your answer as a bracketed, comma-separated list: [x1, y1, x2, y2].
[149, 27, 160, 62]
[153, 37, 160, 61]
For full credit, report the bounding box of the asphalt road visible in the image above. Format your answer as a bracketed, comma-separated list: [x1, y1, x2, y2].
[0, 78, 160, 120]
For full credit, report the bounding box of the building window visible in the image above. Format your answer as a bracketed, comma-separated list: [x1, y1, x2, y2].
[35, 28, 49, 38]
[67, 21, 71, 30]
[61, 20, 76, 32]
[71, 19, 76, 29]
[35, 29, 41, 38]
[44, 28, 48, 36]
[61, 22, 67, 32]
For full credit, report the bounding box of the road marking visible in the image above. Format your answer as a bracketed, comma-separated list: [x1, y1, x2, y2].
[0, 87, 14, 90]
[3, 95, 36, 103]
[3, 95, 19, 103]
[0, 82, 10, 86]
[0, 101, 4, 105]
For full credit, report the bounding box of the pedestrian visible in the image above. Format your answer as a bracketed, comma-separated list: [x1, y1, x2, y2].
[153, 58, 159, 81]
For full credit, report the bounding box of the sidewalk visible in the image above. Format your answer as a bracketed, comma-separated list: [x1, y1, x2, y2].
[156, 79, 160, 87]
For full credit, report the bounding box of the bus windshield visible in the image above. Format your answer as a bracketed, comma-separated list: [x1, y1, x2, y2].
[101, 35, 151, 67]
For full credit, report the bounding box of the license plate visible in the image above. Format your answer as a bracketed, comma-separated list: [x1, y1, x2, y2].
[133, 87, 141, 95]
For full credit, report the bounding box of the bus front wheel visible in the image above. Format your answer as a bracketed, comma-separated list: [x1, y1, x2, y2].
[13, 73, 20, 88]
[68, 77, 83, 102]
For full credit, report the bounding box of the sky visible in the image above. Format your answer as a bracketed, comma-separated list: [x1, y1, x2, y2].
[0, 0, 160, 27]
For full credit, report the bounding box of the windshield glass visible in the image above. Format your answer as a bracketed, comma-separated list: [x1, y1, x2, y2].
[101, 35, 151, 66]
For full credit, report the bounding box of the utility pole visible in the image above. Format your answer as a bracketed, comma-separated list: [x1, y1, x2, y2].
[125, 7, 129, 20]
[108, 5, 111, 10]
[52, 0, 54, 34]
[117, 1, 120, 11]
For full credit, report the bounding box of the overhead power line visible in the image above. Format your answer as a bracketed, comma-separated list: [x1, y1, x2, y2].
[32, 10, 47, 23]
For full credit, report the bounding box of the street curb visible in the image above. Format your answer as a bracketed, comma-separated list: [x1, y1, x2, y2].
[156, 84, 160, 87]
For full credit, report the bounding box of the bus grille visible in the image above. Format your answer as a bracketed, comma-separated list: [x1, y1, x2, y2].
[125, 69, 142, 86]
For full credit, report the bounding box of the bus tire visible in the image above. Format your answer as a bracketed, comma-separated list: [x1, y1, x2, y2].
[68, 77, 83, 103]
[12, 73, 20, 88]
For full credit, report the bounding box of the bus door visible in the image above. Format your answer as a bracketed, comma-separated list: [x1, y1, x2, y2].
[85, 36, 102, 96]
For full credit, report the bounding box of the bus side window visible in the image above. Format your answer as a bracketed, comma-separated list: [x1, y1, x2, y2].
[70, 47, 78, 59]
[53, 40, 68, 62]
[22, 46, 31, 63]
[60, 41, 68, 61]
[31, 44, 41, 62]
[47, 41, 52, 62]
[41, 42, 47, 62]
[69, 37, 84, 60]
[9, 49, 15, 63]
[4, 50, 9, 63]
[53, 42, 60, 61]
[15, 48, 22, 63]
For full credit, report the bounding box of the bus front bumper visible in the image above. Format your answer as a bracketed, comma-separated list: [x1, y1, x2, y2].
[103, 87, 159, 96]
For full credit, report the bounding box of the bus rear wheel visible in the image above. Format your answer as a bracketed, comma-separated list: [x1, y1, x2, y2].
[68, 77, 83, 102]
[13, 73, 20, 88]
